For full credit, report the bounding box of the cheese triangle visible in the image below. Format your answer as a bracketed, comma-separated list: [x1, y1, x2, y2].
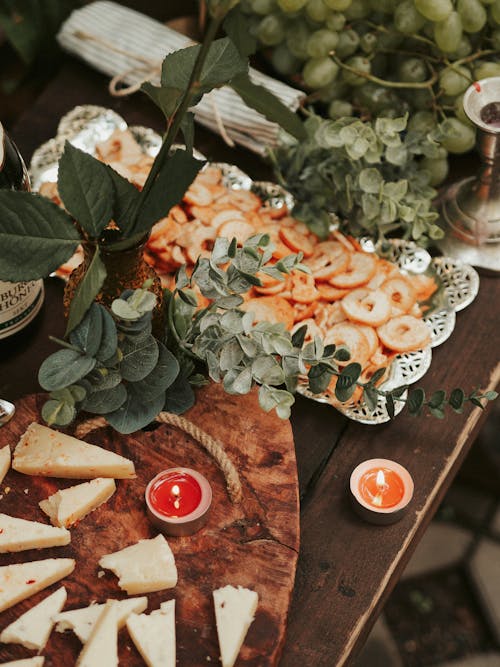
[54, 596, 147, 643]
[126, 599, 176, 667]
[0, 445, 10, 485]
[75, 600, 118, 667]
[0, 558, 75, 613]
[0, 514, 70, 553]
[213, 585, 258, 667]
[0, 658, 45, 666]
[99, 534, 177, 595]
[13, 423, 135, 479]
[39, 478, 116, 528]
[0, 586, 67, 650]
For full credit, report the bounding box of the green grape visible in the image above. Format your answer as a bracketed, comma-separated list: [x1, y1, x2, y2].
[353, 83, 405, 113]
[398, 58, 427, 83]
[286, 22, 311, 59]
[481, 0, 495, 4]
[306, 0, 330, 22]
[491, 29, 500, 49]
[490, 0, 500, 23]
[341, 55, 371, 86]
[439, 118, 476, 153]
[434, 12, 463, 53]
[408, 110, 436, 133]
[257, 14, 286, 45]
[360, 32, 378, 53]
[439, 65, 471, 96]
[370, 0, 397, 12]
[376, 24, 405, 49]
[474, 60, 500, 78]
[271, 43, 302, 74]
[316, 79, 350, 102]
[406, 88, 434, 110]
[277, 0, 308, 12]
[344, 0, 371, 19]
[303, 56, 340, 88]
[328, 99, 354, 118]
[454, 94, 473, 126]
[448, 35, 472, 60]
[457, 0, 487, 31]
[323, 0, 351, 8]
[326, 11, 346, 30]
[307, 29, 339, 57]
[336, 29, 360, 58]
[394, 0, 426, 32]
[370, 53, 388, 77]
[414, 0, 453, 22]
[420, 156, 449, 185]
[250, 0, 277, 14]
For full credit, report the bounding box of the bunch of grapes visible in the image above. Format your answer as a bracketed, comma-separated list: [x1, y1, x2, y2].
[239, 0, 500, 186]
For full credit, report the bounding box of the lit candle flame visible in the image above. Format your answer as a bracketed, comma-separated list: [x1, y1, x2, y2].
[372, 470, 387, 506]
[172, 484, 181, 510]
[376, 470, 386, 489]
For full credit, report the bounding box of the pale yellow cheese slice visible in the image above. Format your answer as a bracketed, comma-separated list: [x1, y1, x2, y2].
[54, 596, 147, 643]
[0, 658, 45, 666]
[126, 599, 176, 667]
[0, 514, 70, 553]
[39, 478, 116, 528]
[0, 445, 10, 485]
[13, 423, 135, 479]
[99, 534, 177, 595]
[0, 586, 66, 650]
[213, 585, 258, 667]
[75, 600, 118, 667]
[0, 558, 75, 613]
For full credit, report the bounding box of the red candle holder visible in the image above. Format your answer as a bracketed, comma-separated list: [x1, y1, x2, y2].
[145, 467, 212, 537]
[349, 458, 414, 525]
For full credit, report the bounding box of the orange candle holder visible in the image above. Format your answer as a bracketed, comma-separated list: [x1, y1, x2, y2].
[349, 459, 414, 525]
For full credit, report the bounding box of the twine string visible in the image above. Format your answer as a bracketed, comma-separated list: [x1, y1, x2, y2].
[75, 412, 243, 504]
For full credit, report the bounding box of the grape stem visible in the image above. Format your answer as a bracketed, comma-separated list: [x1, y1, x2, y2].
[332, 56, 439, 89]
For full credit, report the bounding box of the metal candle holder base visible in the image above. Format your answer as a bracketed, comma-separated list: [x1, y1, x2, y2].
[439, 78, 500, 274]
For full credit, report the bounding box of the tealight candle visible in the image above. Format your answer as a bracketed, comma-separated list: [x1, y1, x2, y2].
[145, 467, 212, 537]
[350, 458, 414, 525]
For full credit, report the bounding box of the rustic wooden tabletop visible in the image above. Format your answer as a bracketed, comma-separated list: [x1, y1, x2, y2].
[1, 19, 499, 666]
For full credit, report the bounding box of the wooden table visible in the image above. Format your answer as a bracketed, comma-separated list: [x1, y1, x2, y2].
[1, 51, 500, 667]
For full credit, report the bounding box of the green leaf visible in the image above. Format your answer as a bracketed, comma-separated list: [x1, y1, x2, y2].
[363, 386, 378, 412]
[0, 191, 80, 281]
[96, 307, 118, 362]
[134, 151, 205, 234]
[162, 37, 247, 96]
[82, 383, 127, 414]
[120, 334, 159, 381]
[291, 324, 307, 348]
[129, 343, 179, 399]
[58, 142, 114, 238]
[386, 394, 395, 419]
[334, 347, 351, 362]
[106, 387, 165, 434]
[369, 367, 387, 386]
[337, 363, 362, 388]
[141, 82, 183, 119]
[65, 246, 107, 335]
[103, 163, 141, 235]
[69, 302, 103, 357]
[429, 389, 446, 409]
[180, 112, 195, 154]
[68, 384, 87, 402]
[38, 349, 96, 391]
[407, 387, 425, 415]
[223, 7, 258, 57]
[484, 390, 498, 401]
[164, 373, 196, 414]
[308, 363, 333, 394]
[41, 399, 75, 427]
[89, 369, 122, 391]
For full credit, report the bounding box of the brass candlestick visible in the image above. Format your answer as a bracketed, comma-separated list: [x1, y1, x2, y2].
[440, 77, 500, 274]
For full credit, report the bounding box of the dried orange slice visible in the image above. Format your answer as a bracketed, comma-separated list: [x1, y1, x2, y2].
[341, 288, 392, 327]
[377, 315, 431, 352]
[329, 252, 377, 288]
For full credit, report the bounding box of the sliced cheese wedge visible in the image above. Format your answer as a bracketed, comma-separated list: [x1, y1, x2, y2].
[99, 534, 177, 595]
[75, 600, 118, 667]
[0, 586, 66, 650]
[0, 658, 45, 666]
[54, 596, 147, 643]
[13, 423, 135, 479]
[0, 558, 75, 613]
[213, 585, 258, 667]
[0, 514, 70, 553]
[126, 599, 175, 667]
[39, 478, 116, 528]
[0, 445, 10, 485]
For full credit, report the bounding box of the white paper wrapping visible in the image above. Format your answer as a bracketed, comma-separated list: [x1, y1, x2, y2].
[57, 1, 305, 155]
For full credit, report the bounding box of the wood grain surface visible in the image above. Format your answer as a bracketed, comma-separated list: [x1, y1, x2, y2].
[0, 384, 299, 666]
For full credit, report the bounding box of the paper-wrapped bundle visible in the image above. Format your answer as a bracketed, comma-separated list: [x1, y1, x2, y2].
[57, 1, 305, 155]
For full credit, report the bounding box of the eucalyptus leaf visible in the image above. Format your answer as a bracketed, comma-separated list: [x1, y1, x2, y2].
[120, 334, 159, 381]
[386, 393, 395, 419]
[38, 349, 96, 391]
[129, 342, 179, 399]
[363, 386, 379, 412]
[90, 369, 122, 391]
[106, 387, 165, 434]
[65, 247, 107, 335]
[69, 302, 103, 357]
[0, 191, 80, 281]
[96, 307, 118, 362]
[408, 387, 425, 415]
[82, 383, 127, 414]
[68, 384, 87, 402]
[41, 399, 76, 427]
[164, 373, 196, 414]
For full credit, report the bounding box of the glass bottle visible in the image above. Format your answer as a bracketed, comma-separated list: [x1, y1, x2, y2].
[0, 122, 45, 340]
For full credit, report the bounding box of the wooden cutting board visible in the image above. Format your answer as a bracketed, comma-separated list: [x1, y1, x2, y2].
[0, 383, 299, 666]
